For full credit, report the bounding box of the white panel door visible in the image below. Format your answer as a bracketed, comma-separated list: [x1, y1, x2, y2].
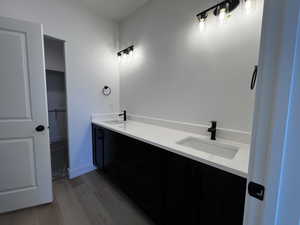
[0, 16, 52, 213]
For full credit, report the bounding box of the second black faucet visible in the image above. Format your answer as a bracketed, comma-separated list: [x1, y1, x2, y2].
[119, 110, 127, 121]
[208, 121, 217, 140]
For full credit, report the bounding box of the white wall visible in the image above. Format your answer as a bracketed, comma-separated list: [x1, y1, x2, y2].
[119, 0, 263, 132]
[0, 0, 119, 178]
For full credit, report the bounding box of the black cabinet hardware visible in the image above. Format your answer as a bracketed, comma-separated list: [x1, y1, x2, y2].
[248, 181, 265, 201]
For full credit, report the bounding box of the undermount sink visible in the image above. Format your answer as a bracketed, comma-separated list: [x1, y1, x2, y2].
[104, 120, 124, 125]
[177, 137, 238, 159]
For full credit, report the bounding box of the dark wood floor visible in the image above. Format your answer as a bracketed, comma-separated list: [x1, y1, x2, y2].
[0, 171, 154, 225]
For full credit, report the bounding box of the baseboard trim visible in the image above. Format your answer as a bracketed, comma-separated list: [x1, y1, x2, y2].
[68, 164, 96, 179]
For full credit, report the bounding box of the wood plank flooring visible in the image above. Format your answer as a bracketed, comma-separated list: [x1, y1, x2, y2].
[0, 171, 154, 225]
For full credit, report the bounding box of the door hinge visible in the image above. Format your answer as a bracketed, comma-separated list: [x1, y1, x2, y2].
[248, 182, 265, 201]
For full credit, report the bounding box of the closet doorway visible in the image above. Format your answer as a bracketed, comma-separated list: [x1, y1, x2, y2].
[44, 36, 69, 180]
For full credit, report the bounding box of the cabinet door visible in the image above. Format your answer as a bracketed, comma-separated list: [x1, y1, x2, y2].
[102, 131, 163, 224]
[92, 125, 104, 169]
[199, 163, 247, 225]
[164, 152, 200, 225]
[103, 129, 120, 180]
[100, 127, 246, 225]
[164, 152, 246, 225]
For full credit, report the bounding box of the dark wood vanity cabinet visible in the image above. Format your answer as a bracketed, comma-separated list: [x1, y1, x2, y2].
[92, 124, 247, 225]
[104, 132, 164, 224]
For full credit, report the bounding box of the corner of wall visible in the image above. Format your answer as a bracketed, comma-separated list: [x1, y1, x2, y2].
[68, 163, 96, 179]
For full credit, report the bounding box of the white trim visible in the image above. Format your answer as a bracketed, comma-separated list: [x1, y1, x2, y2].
[68, 164, 96, 179]
[273, 9, 300, 225]
[61, 39, 72, 179]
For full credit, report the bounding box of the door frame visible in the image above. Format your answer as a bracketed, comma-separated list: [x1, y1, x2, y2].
[244, 0, 300, 224]
[44, 35, 71, 178]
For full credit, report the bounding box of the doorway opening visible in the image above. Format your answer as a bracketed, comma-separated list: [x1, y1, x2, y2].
[44, 35, 69, 180]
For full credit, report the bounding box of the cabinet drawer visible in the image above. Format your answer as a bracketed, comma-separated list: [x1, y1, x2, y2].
[93, 125, 246, 225]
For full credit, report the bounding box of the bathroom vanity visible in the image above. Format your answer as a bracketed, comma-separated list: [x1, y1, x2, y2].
[92, 119, 248, 225]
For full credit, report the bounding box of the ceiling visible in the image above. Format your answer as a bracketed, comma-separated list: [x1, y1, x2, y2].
[80, 0, 149, 21]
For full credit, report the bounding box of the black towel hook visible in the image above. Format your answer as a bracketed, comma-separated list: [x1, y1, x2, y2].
[251, 65, 258, 90]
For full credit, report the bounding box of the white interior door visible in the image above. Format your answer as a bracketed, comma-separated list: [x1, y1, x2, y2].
[0, 16, 52, 213]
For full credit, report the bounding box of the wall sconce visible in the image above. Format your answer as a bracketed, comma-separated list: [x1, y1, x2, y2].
[196, 0, 240, 24]
[118, 45, 134, 57]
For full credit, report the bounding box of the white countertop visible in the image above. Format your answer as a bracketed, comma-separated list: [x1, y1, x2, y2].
[92, 118, 250, 178]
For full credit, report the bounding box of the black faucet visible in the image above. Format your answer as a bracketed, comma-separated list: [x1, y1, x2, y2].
[119, 110, 127, 121]
[208, 121, 217, 140]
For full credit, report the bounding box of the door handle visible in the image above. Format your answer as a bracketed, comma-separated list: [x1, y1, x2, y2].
[250, 65, 258, 90]
[35, 125, 45, 132]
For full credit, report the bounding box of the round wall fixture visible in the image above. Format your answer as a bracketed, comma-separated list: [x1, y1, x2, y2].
[102, 86, 111, 96]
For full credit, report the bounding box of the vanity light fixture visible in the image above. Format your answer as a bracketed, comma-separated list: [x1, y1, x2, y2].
[196, 0, 240, 24]
[117, 45, 134, 57]
[217, 2, 230, 21]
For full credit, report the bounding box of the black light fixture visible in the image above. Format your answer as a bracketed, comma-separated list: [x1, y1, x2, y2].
[198, 12, 208, 23]
[244, 0, 252, 10]
[117, 45, 134, 57]
[196, 0, 240, 23]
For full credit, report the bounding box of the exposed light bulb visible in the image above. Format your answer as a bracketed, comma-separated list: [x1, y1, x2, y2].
[129, 49, 134, 58]
[198, 13, 207, 31]
[199, 18, 206, 31]
[245, 0, 252, 12]
[219, 7, 227, 22]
